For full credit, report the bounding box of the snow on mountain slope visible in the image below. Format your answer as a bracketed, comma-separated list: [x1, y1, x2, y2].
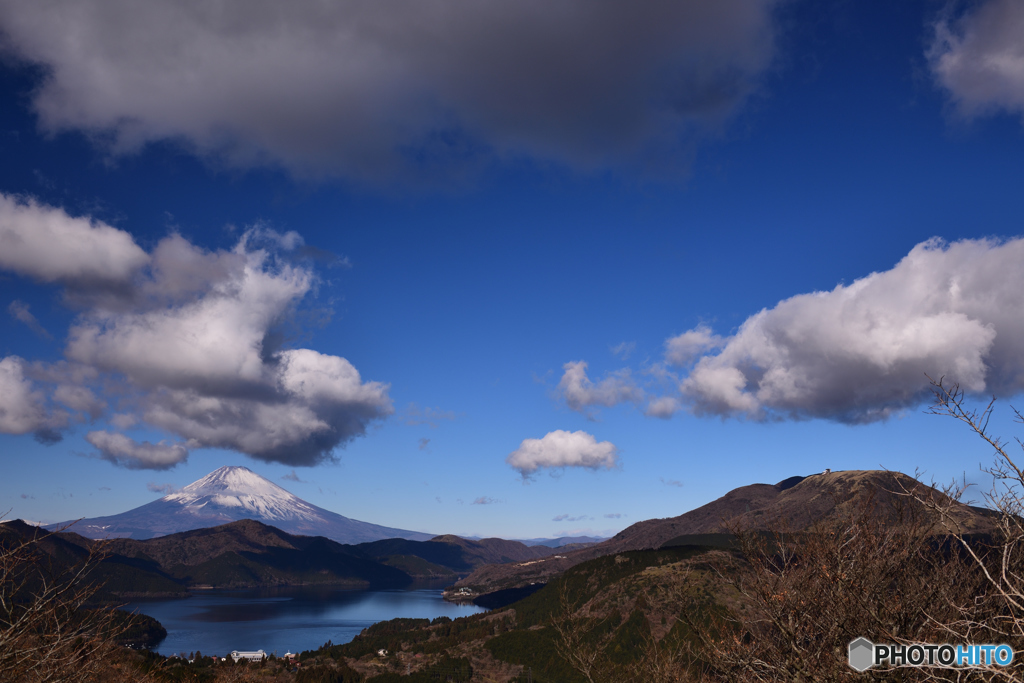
[164, 466, 325, 523]
[48, 466, 434, 544]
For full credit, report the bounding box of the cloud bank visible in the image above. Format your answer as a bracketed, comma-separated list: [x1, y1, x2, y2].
[507, 430, 618, 479]
[557, 237, 1024, 424]
[0, 0, 781, 180]
[0, 193, 392, 468]
[930, 0, 1024, 119]
[678, 238, 1024, 422]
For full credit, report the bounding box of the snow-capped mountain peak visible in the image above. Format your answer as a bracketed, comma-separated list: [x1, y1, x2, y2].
[48, 465, 434, 543]
[164, 466, 323, 523]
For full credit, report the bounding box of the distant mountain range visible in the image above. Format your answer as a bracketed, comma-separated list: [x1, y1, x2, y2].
[47, 466, 433, 544]
[515, 536, 606, 547]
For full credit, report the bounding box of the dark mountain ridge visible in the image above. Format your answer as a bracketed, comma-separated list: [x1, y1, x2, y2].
[452, 469, 1000, 595]
[4, 518, 415, 596]
[2, 517, 567, 598]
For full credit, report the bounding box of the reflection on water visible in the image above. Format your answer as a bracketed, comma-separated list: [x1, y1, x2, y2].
[125, 583, 486, 657]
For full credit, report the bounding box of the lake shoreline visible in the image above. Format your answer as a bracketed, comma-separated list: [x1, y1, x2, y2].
[125, 584, 486, 657]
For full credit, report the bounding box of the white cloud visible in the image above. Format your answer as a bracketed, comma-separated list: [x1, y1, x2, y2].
[86, 431, 189, 470]
[66, 244, 306, 390]
[507, 429, 618, 479]
[0, 196, 393, 468]
[665, 324, 722, 366]
[679, 237, 1024, 423]
[147, 482, 177, 494]
[0, 0, 782, 180]
[557, 361, 642, 414]
[0, 194, 148, 285]
[929, 0, 1024, 119]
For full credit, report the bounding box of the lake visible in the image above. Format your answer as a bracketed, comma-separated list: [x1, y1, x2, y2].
[125, 584, 487, 658]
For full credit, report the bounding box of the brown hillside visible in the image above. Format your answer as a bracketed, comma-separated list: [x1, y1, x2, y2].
[428, 534, 560, 565]
[454, 470, 999, 594]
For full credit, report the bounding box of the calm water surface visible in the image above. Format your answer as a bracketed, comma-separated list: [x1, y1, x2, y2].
[125, 584, 486, 657]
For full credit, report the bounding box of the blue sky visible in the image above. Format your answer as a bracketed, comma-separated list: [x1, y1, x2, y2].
[3, 0, 1024, 539]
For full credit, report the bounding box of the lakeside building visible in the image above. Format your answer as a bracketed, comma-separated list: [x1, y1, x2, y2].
[230, 650, 266, 663]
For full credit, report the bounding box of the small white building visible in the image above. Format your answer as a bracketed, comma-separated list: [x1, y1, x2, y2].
[230, 650, 266, 663]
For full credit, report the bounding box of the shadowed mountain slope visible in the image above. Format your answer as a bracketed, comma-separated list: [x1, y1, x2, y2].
[352, 535, 562, 576]
[4, 518, 414, 596]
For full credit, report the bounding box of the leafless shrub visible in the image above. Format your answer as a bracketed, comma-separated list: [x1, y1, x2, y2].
[892, 378, 1024, 682]
[678, 492, 983, 682]
[0, 520, 130, 683]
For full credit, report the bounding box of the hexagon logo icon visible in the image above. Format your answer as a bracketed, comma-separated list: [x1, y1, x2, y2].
[848, 637, 874, 672]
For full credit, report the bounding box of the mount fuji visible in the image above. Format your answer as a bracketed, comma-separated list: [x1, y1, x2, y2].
[48, 466, 434, 544]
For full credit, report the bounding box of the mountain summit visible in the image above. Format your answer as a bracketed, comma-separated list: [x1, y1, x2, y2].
[49, 466, 433, 544]
[163, 466, 324, 523]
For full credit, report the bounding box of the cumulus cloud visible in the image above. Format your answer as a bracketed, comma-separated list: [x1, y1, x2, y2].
[929, 0, 1024, 119]
[147, 482, 177, 494]
[507, 429, 619, 479]
[86, 431, 189, 470]
[281, 470, 307, 483]
[0, 0, 781, 180]
[8, 301, 52, 340]
[674, 237, 1024, 422]
[557, 361, 642, 414]
[0, 194, 148, 285]
[665, 324, 722, 366]
[0, 195, 393, 468]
